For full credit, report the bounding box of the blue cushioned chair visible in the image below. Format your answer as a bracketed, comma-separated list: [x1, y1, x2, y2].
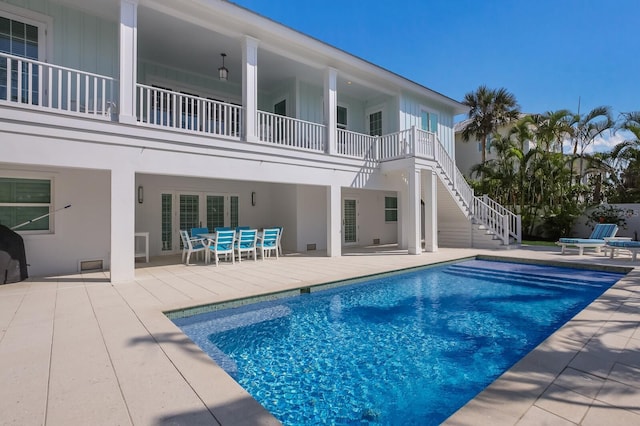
[605, 240, 640, 261]
[179, 230, 207, 265]
[207, 229, 236, 266]
[257, 228, 279, 260]
[235, 229, 258, 262]
[556, 223, 618, 255]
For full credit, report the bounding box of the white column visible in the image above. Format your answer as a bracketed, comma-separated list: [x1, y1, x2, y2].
[243, 36, 259, 142]
[110, 166, 136, 283]
[423, 170, 438, 252]
[326, 184, 341, 257]
[407, 168, 422, 255]
[118, 0, 138, 125]
[324, 67, 337, 155]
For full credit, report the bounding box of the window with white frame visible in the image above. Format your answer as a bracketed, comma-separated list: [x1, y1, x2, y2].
[384, 196, 397, 222]
[337, 105, 347, 130]
[0, 177, 52, 232]
[420, 109, 438, 133]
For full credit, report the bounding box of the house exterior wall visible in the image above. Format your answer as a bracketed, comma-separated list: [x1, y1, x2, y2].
[1, 0, 475, 280]
[2, 0, 118, 76]
[0, 164, 111, 277]
[399, 92, 455, 157]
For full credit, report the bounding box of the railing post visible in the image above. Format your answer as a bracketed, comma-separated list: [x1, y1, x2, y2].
[407, 124, 418, 157]
[375, 136, 380, 161]
[502, 214, 509, 245]
[516, 214, 522, 243]
[118, 0, 138, 125]
[324, 67, 338, 155]
[242, 36, 259, 142]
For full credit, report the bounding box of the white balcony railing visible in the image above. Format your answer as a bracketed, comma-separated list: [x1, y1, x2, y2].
[257, 110, 325, 152]
[378, 129, 412, 159]
[0, 52, 117, 119]
[336, 128, 378, 158]
[136, 84, 242, 138]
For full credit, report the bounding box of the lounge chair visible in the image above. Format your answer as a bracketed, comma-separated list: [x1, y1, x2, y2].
[605, 240, 640, 261]
[179, 230, 207, 265]
[207, 229, 236, 266]
[235, 228, 258, 262]
[257, 228, 279, 260]
[556, 223, 618, 255]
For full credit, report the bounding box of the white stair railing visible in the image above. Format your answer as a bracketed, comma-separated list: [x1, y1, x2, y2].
[377, 126, 520, 245]
[482, 195, 522, 243]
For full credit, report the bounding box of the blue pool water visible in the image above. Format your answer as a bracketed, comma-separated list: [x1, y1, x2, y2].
[172, 259, 624, 425]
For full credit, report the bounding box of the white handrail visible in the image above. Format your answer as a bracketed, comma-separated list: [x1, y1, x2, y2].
[257, 110, 325, 152]
[336, 128, 378, 159]
[1, 52, 117, 118]
[136, 84, 242, 138]
[482, 195, 522, 242]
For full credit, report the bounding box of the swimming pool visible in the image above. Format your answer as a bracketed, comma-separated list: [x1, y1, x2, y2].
[172, 259, 624, 425]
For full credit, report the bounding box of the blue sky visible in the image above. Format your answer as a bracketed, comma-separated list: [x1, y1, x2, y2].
[231, 0, 638, 151]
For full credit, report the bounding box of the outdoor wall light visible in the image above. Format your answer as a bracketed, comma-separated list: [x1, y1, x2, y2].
[218, 53, 228, 81]
[137, 185, 144, 204]
[251, 191, 256, 206]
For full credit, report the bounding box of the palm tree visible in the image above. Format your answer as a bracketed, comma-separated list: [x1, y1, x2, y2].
[608, 112, 640, 202]
[461, 85, 520, 164]
[528, 110, 573, 153]
[568, 106, 614, 192]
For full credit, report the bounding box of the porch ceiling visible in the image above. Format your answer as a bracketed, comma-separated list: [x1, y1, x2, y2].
[50, 0, 392, 101]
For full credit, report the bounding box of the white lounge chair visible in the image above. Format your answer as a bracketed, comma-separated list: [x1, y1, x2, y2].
[556, 223, 618, 255]
[605, 240, 640, 261]
[179, 230, 207, 265]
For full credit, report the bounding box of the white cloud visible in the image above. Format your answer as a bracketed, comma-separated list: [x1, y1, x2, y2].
[562, 130, 632, 154]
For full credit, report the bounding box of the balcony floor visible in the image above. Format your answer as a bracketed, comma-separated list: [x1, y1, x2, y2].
[1, 246, 639, 425]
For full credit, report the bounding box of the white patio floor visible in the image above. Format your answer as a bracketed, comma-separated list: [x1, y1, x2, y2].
[1, 246, 639, 425]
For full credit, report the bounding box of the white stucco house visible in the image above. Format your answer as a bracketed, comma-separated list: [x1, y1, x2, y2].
[1, 0, 520, 283]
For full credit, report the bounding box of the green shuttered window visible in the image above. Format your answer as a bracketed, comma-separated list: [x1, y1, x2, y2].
[384, 196, 397, 222]
[0, 178, 51, 231]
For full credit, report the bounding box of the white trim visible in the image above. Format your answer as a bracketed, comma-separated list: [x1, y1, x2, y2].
[0, 2, 53, 62]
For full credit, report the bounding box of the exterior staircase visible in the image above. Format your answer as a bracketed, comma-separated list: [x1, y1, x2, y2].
[377, 126, 522, 249]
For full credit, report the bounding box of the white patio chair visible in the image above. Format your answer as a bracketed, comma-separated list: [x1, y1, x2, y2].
[179, 230, 207, 265]
[257, 228, 279, 260]
[207, 229, 236, 266]
[276, 226, 284, 256]
[235, 229, 258, 262]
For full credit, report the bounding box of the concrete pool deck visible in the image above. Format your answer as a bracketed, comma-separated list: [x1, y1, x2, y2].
[0, 246, 639, 425]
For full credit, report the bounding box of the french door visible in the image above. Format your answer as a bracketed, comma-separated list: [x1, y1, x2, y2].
[161, 192, 239, 253]
[343, 198, 358, 245]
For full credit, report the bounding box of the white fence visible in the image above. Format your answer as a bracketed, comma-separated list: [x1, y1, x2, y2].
[336, 129, 378, 158]
[1, 52, 117, 118]
[137, 84, 242, 138]
[257, 110, 325, 152]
